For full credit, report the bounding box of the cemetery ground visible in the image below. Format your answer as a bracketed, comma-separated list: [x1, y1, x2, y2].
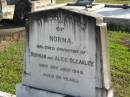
[0, 31, 130, 97]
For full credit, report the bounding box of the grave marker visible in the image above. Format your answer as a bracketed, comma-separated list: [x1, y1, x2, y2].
[17, 5, 113, 97]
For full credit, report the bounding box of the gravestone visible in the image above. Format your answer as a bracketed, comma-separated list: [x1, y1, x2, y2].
[16, 5, 113, 97]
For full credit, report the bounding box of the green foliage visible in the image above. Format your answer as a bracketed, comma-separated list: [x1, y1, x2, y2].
[0, 41, 24, 94]
[109, 31, 130, 97]
[96, 0, 130, 4]
[56, 0, 76, 3]
[56, 0, 130, 4]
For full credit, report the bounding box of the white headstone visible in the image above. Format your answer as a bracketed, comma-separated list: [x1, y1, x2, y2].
[21, 6, 113, 97]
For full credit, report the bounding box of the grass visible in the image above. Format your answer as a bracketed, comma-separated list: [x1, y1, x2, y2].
[0, 41, 24, 94]
[109, 31, 130, 97]
[56, 0, 130, 4]
[56, 0, 76, 3]
[96, 0, 130, 4]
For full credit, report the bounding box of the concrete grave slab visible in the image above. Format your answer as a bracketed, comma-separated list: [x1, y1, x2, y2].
[93, 5, 130, 29]
[94, 7, 130, 19]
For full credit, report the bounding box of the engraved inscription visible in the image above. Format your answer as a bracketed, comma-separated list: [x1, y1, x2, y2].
[28, 12, 96, 97]
[49, 35, 72, 44]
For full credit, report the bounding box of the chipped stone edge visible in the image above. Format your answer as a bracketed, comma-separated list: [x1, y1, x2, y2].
[0, 91, 16, 97]
[16, 83, 66, 97]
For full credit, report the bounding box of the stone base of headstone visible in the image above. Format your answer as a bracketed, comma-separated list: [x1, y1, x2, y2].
[16, 83, 114, 97]
[16, 83, 66, 97]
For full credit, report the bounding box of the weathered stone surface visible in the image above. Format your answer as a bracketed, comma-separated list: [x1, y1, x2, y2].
[94, 7, 130, 19]
[24, 10, 96, 97]
[16, 84, 114, 97]
[16, 84, 65, 97]
[22, 6, 113, 97]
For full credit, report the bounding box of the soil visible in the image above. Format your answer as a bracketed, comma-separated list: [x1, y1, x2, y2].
[119, 35, 130, 48]
[0, 21, 25, 51]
